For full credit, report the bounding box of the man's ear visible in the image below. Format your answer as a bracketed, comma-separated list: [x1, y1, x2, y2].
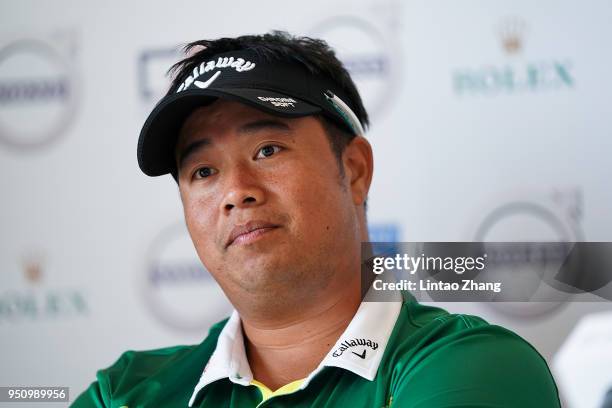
[342, 136, 374, 207]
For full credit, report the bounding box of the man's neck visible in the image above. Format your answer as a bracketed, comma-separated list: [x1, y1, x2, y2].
[240, 274, 362, 391]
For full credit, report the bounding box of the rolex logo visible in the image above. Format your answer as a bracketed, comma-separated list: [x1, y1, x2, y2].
[497, 16, 528, 55]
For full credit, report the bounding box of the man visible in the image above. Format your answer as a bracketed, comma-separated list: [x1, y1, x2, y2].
[73, 32, 561, 407]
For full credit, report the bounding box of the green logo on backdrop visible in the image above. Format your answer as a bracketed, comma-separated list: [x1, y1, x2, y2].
[452, 17, 575, 96]
[0, 291, 88, 321]
[453, 61, 574, 95]
[0, 252, 88, 322]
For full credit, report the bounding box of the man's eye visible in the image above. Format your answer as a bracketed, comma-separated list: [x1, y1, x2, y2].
[255, 145, 282, 159]
[194, 167, 217, 180]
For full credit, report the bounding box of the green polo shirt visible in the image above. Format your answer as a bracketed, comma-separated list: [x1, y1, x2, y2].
[73, 290, 560, 407]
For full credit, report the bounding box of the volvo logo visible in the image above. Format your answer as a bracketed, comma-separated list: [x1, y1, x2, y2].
[0, 35, 78, 150]
[310, 15, 401, 120]
[141, 222, 232, 332]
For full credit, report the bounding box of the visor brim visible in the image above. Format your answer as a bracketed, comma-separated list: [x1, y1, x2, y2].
[137, 87, 321, 177]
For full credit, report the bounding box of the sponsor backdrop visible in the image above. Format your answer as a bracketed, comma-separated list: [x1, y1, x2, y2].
[1, 0, 611, 407]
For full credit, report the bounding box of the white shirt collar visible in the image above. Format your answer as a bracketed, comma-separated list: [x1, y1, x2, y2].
[188, 290, 402, 407]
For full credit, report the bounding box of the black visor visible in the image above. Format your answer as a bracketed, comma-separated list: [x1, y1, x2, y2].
[137, 49, 364, 177]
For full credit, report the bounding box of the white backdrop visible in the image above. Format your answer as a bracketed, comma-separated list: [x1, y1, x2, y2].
[1, 1, 611, 407]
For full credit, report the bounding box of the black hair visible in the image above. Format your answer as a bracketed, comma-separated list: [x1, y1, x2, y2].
[167, 31, 369, 177]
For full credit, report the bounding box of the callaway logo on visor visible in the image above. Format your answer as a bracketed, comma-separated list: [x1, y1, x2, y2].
[176, 56, 257, 92]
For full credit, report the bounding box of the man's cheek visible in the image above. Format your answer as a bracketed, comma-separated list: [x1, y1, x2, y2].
[183, 214, 217, 258]
[185, 199, 213, 228]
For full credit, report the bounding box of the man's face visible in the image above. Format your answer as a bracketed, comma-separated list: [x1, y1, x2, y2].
[175, 100, 366, 308]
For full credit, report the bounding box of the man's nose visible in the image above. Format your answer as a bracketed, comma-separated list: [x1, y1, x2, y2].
[221, 164, 266, 212]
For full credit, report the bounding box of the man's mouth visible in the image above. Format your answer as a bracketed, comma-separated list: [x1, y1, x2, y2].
[226, 221, 280, 248]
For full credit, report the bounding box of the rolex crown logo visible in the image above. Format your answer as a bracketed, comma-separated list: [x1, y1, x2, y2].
[497, 16, 528, 55]
[22, 250, 44, 284]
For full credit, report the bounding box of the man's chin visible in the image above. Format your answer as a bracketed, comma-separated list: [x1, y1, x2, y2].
[229, 261, 304, 294]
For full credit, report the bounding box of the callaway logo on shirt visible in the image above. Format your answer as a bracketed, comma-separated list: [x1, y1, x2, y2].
[332, 338, 379, 358]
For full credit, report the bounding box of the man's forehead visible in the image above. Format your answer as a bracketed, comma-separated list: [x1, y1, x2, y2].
[177, 100, 294, 147]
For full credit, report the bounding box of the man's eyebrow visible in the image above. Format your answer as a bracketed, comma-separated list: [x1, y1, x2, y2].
[176, 138, 211, 170]
[237, 119, 292, 134]
[177, 119, 292, 170]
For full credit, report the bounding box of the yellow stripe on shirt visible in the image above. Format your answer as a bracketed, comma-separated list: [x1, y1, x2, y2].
[250, 378, 305, 402]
